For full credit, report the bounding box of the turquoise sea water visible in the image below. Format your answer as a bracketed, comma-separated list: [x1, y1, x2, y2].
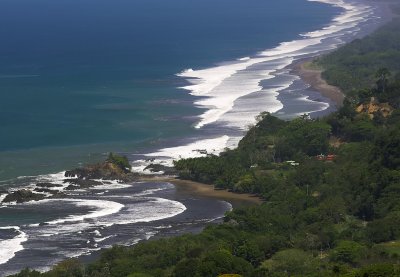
[0, 0, 339, 180]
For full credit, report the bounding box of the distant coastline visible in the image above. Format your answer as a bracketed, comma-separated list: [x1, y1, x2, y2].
[290, 0, 397, 112]
[159, 0, 400, 211]
[140, 0, 400, 212]
[133, 0, 392, 176]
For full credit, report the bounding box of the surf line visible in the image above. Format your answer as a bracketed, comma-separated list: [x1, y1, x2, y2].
[177, 0, 374, 130]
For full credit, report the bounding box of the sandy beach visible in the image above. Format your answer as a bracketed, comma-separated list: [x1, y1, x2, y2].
[139, 176, 263, 207]
[292, 59, 345, 108]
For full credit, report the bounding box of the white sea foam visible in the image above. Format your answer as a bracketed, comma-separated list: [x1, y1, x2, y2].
[127, 0, 378, 175]
[26, 199, 124, 225]
[176, 0, 375, 131]
[27, 196, 185, 237]
[0, 193, 7, 204]
[92, 229, 102, 237]
[134, 187, 169, 197]
[131, 134, 240, 174]
[178, 56, 282, 129]
[33, 171, 73, 192]
[64, 247, 102, 259]
[15, 195, 184, 273]
[34, 196, 184, 262]
[154, 224, 173, 229]
[147, 135, 229, 160]
[304, 0, 373, 38]
[36, 171, 121, 191]
[90, 180, 131, 190]
[49, 200, 123, 225]
[94, 235, 115, 243]
[131, 161, 164, 174]
[0, 226, 28, 265]
[134, 135, 231, 172]
[97, 197, 186, 226]
[294, 94, 331, 117]
[36, 171, 69, 183]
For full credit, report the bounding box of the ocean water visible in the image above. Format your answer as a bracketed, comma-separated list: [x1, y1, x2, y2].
[0, 0, 341, 180]
[0, 178, 234, 275]
[0, 0, 386, 274]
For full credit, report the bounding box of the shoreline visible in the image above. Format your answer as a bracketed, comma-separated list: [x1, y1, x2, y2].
[291, 1, 398, 111]
[73, 176, 262, 271]
[132, 0, 395, 176]
[147, 1, 400, 210]
[292, 58, 345, 108]
[139, 176, 263, 207]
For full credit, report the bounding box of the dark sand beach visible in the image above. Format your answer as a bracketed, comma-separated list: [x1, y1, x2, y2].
[292, 59, 345, 108]
[139, 176, 263, 208]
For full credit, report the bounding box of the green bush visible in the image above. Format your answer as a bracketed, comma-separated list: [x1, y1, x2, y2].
[107, 152, 131, 171]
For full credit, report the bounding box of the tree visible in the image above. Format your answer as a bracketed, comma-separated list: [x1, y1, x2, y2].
[330, 241, 365, 264]
[376, 68, 391, 94]
[262, 249, 320, 275]
[353, 263, 399, 277]
[107, 152, 132, 171]
[174, 258, 200, 277]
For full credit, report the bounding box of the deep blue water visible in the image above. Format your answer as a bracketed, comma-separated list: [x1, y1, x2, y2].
[0, 0, 339, 180]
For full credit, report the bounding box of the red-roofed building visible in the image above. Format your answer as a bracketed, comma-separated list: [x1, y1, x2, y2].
[316, 154, 337, 161]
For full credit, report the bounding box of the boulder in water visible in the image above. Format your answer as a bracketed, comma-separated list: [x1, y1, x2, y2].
[36, 183, 63, 188]
[3, 189, 46, 203]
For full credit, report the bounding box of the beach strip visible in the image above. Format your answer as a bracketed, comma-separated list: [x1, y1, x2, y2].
[139, 176, 263, 207]
[292, 58, 345, 108]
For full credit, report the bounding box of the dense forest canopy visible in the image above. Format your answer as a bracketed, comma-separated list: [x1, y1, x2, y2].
[11, 19, 400, 277]
[316, 18, 400, 96]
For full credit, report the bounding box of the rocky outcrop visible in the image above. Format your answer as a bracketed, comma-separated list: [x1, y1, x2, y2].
[64, 179, 103, 190]
[36, 183, 63, 188]
[34, 188, 54, 193]
[33, 188, 67, 198]
[356, 97, 394, 119]
[2, 188, 67, 203]
[1, 155, 137, 204]
[65, 162, 137, 182]
[3, 189, 46, 203]
[144, 164, 177, 175]
[50, 192, 67, 199]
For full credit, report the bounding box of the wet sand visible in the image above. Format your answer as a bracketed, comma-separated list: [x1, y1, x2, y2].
[292, 59, 345, 108]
